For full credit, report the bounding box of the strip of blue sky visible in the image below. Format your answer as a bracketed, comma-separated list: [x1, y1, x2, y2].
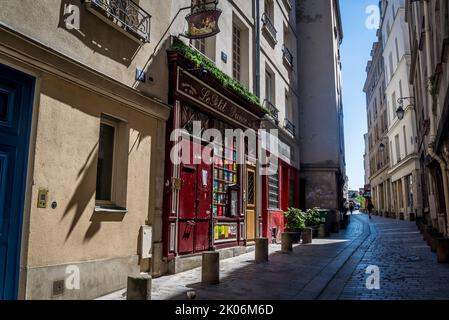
[340, 0, 378, 190]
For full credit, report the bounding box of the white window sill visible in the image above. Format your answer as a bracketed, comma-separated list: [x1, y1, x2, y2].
[94, 206, 128, 214]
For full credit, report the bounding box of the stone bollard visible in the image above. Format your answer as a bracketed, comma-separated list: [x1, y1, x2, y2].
[126, 274, 151, 300]
[318, 224, 326, 238]
[437, 238, 449, 263]
[202, 252, 220, 285]
[302, 228, 313, 244]
[281, 233, 293, 253]
[255, 238, 269, 263]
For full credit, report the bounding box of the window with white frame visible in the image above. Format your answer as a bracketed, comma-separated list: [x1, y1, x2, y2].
[96, 114, 129, 209]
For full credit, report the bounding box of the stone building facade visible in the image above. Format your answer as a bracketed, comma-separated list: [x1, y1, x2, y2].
[405, 0, 449, 234]
[0, 0, 173, 299]
[364, 31, 391, 216]
[297, 0, 346, 213]
[0, 0, 302, 299]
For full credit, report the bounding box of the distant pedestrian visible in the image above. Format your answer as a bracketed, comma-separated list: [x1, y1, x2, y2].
[367, 201, 374, 219]
[349, 201, 354, 215]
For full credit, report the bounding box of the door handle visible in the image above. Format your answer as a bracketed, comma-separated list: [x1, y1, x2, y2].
[187, 220, 196, 226]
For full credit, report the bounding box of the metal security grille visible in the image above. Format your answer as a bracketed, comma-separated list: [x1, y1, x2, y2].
[247, 170, 255, 206]
[268, 171, 279, 209]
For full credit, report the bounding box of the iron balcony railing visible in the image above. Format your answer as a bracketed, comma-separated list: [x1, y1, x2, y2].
[85, 0, 151, 43]
[284, 118, 295, 136]
[283, 0, 293, 10]
[282, 45, 294, 68]
[264, 99, 279, 123]
[262, 13, 277, 43]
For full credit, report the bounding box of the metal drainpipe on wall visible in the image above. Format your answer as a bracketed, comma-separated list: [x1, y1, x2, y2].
[422, 0, 449, 236]
[254, 0, 261, 239]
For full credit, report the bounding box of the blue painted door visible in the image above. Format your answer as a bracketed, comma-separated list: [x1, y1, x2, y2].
[0, 64, 34, 299]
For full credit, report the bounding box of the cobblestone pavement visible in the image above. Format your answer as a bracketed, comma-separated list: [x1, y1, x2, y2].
[98, 213, 449, 300]
[338, 214, 449, 300]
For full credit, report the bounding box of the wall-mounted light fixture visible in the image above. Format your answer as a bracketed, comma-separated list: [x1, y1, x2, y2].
[378, 136, 389, 152]
[396, 96, 416, 120]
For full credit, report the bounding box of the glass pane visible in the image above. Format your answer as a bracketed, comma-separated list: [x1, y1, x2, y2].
[247, 171, 255, 205]
[96, 122, 115, 201]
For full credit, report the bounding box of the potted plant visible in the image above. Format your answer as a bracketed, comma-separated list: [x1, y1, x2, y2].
[304, 208, 323, 238]
[284, 208, 306, 243]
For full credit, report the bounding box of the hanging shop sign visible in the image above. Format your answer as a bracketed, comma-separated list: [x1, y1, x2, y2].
[185, 8, 221, 39]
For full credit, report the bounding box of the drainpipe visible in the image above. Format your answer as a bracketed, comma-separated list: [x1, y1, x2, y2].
[423, 0, 449, 235]
[255, 0, 261, 97]
[254, 0, 262, 239]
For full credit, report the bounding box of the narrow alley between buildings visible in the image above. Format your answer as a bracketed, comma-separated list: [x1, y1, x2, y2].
[99, 213, 449, 300]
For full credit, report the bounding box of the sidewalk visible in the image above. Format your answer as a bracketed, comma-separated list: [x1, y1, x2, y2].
[98, 213, 449, 300]
[98, 214, 370, 300]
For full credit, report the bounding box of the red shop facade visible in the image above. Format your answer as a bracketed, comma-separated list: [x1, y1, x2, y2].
[261, 134, 299, 243]
[162, 49, 267, 261]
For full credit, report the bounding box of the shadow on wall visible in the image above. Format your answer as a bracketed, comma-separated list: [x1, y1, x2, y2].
[58, 0, 141, 67]
[39, 74, 152, 244]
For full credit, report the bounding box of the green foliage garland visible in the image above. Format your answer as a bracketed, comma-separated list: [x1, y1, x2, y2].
[171, 38, 266, 111]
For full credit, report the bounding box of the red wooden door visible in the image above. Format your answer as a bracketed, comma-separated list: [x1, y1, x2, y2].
[178, 165, 196, 254]
[177, 143, 212, 254]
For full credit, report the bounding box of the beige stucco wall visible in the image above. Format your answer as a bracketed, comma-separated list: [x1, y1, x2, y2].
[27, 72, 157, 266]
[0, 0, 174, 103]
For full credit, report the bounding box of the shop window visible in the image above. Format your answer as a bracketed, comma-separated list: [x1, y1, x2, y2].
[268, 169, 280, 209]
[405, 174, 413, 208]
[213, 134, 239, 217]
[181, 104, 210, 134]
[95, 115, 129, 209]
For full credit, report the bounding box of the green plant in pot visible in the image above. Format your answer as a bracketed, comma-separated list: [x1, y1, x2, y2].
[284, 208, 306, 243]
[304, 207, 323, 238]
[305, 208, 321, 227]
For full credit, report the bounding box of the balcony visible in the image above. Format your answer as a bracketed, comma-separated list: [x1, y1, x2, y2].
[84, 0, 151, 44]
[263, 99, 279, 124]
[284, 118, 295, 137]
[282, 45, 294, 68]
[262, 13, 277, 44]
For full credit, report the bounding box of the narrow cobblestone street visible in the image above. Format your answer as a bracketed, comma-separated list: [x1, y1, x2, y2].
[99, 212, 449, 300]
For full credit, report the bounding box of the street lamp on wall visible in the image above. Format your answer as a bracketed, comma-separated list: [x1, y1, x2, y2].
[378, 136, 389, 152]
[396, 97, 416, 120]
